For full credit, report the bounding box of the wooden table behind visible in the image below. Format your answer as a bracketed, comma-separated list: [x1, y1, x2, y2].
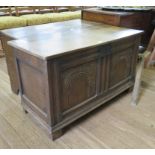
[82, 7, 152, 46]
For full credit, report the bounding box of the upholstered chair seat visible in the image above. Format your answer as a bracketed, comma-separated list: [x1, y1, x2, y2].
[43, 11, 81, 22]
[20, 14, 51, 26]
[0, 16, 27, 30]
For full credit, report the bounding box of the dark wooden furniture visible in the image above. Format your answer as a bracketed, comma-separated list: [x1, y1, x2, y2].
[8, 20, 142, 140]
[82, 7, 152, 46]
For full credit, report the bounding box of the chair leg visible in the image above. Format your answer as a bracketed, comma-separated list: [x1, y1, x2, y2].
[131, 57, 145, 105]
[0, 39, 5, 58]
[131, 51, 150, 105]
[147, 49, 155, 68]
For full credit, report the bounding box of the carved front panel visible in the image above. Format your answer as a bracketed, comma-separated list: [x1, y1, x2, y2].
[109, 48, 132, 88]
[60, 61, 97, 112]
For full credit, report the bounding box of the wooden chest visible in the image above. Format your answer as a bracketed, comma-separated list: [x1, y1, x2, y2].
[8, 20, 142, 140]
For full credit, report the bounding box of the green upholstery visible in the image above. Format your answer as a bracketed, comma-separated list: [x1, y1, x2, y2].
[43, 11, 81, 22]
[0, 16, 27, 30]
[0, 11, 81, 30]
[20, 14, 51, 26]
[43, 13, 71, 22]
[61, 11, 81, 19]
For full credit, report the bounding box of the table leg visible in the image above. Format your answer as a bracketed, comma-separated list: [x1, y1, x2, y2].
[0, 39, 5, 58]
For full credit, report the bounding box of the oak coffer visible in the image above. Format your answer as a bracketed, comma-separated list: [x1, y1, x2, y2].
[8, 19, 143, 140]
